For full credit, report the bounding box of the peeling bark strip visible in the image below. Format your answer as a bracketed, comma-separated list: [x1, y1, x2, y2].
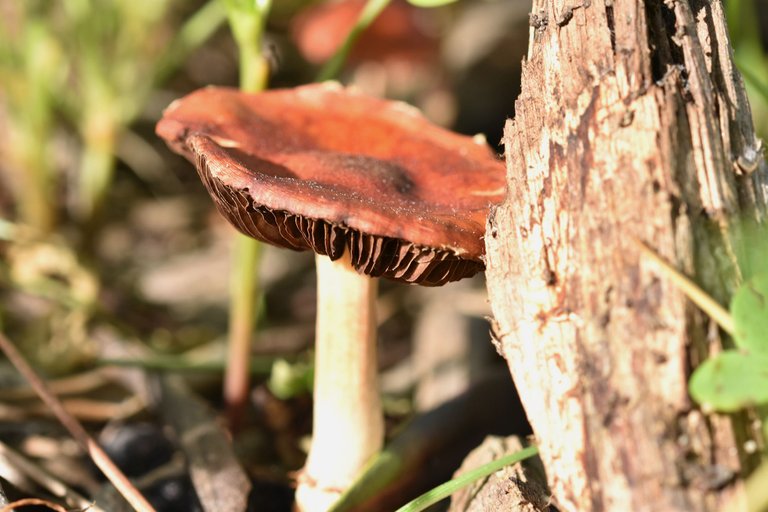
[485, 1, 768, 511]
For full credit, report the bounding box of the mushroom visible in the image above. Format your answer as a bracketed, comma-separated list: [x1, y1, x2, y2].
[291, 0, 438, 68]
[155, 82, 505, 511]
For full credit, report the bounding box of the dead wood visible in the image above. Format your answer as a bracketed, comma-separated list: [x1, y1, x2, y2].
[485, 1, 768, 510]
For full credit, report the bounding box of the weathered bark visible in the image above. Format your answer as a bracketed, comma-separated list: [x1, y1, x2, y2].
[485, 1, 768, 511]
[448, 436, 551, 512]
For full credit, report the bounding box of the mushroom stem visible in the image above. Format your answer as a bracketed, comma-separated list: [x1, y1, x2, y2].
[296, 250, 383, 511]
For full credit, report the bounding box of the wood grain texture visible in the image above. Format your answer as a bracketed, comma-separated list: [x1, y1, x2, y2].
[448, 436, 550, 512]
[485, 1, 768, 510]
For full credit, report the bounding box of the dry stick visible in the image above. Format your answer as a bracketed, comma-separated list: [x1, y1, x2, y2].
[0, 440, 104, 511]
[0, 332, 156, 512]
[0, 498, 68, 512]
[0, 368, 106, 401]
[0, 479, 7, 506]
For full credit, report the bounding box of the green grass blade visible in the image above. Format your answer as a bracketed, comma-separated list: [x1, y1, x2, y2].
[635, 240, 734, 335]
[218, 0, 271, 428]
[394, 444, 539, 512]
[153, 0, 227, 85]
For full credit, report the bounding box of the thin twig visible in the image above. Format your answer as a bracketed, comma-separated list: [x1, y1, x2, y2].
[0, 331, 156, 512]
[0, 396, 144, 423]
[0, 369, 107, 401]
[0, 440, 101, 511]
[0, 498, 67, 512]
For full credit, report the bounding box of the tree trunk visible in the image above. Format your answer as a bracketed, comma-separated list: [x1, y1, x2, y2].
[485, 1, 768, 511]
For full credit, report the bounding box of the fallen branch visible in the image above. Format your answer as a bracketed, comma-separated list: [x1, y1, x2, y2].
[0, 331, 155, 512]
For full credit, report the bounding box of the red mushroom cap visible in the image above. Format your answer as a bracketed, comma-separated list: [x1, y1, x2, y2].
[291, 0, 438, 66]
[156, 83, 505, 286]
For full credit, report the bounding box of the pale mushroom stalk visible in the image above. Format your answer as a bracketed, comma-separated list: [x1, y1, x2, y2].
[296, 250, 383, 511]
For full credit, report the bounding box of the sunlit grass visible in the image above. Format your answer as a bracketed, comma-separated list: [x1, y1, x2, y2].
[0, 0, 225, 231]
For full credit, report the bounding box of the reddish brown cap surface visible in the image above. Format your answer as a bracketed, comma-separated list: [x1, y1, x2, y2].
[156, 83, 505, 286]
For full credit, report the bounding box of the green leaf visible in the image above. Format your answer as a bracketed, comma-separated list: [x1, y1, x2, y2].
[407, 0, 457, 7]
[268, 358, 313, 400]
[731, 272, 768, 355]
[689, 351, 768, 412]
